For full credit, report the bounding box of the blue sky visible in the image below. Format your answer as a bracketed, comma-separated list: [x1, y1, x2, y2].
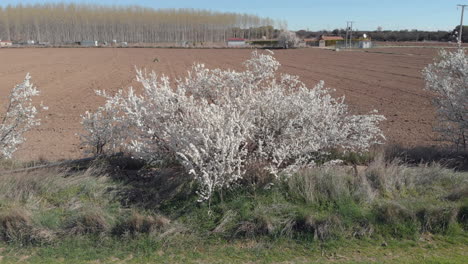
[1, 0, 466, 31]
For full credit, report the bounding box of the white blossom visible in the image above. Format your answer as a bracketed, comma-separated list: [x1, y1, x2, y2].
[423, 49, 468, 150]
[278, 31, 301, 49]
[82, 51, 385, 201]
[0, 74, 45, 159]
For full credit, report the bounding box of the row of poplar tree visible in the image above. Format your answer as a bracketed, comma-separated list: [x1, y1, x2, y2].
[0, 3, 279, 44]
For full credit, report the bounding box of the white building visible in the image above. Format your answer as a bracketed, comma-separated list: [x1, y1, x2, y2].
[359, 40, 372, 49]
[0, 40, 13, 47]
[80, 40, 98, 47]
[227, 38, 246, 47]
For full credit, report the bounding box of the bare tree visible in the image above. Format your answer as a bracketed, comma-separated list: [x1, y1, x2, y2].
[0, 4, 277, 44]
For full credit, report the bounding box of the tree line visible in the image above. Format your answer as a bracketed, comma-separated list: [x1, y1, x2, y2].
[0, 3, 277, 44]
[296, 27, 465, 42]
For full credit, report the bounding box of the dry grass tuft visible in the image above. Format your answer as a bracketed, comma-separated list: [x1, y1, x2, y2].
[0, 208, 54, 244]
[293, 214, 316, 234]
[0, 164, 116, 244]
[374, 202, 415, 224]
[365, 155, 406, 196]
[416, 205, 459, 234]
[113, 212, 170, 237]
[313, 215, 343, 241]
[288, 166, 374, 205]
[235, 221, 259, 238]
[446, 186, 468, 201]
[241, 162, 276, 189]
[66, 209, 111, 235]
[234, 214, 279, 238]
[0, 208, 34, 243]
[458, 205, 468, 230]
[212, 210, 237, 234]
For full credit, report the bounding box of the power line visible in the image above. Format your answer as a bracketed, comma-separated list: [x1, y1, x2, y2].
[457, 4, 467, 47]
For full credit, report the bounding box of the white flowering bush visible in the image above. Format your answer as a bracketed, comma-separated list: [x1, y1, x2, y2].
[0, 74, 45, 159]
[423, 49, 468, 150]
[278, 31, 301, 49]
[80, 92, 127, 155]
[82, 51, 385, 201]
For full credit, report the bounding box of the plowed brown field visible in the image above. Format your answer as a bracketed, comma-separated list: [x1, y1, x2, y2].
[0, 47, 444, 161]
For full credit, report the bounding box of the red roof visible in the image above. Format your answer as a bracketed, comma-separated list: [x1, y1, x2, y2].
[227, 38, 245, 41]
[0, 40, 12, 43]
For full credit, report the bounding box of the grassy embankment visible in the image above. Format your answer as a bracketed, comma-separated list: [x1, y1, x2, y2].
[0, 149, 466, 263]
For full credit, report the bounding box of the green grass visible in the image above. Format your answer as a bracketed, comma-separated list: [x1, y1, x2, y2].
[0, 234, 467, 263]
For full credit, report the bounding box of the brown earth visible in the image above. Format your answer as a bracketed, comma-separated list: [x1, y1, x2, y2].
[374, 41, 466, 47]
[0, 47, 443, 161]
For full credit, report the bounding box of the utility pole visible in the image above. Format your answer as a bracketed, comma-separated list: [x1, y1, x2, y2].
[458, 4, 467, 47]
[346, 21, 354, 48]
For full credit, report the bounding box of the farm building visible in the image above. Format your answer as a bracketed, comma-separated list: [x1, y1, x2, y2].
[0, 40, 12, 47]
[227, 38, 246, 47]
[319, 35, 345, 47]
[80, 40, 98, 47]
[303, 38, 319, 46]
[320, 36, 344, 41]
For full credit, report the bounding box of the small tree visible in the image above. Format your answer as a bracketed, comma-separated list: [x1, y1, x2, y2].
[423, 49, 468, 150]
[0, 74, 45, 159]
[82, 51, 385, 201]
[278, 31, 301, 49]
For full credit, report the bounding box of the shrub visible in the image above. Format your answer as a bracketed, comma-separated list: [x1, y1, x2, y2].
[82, 51, 385, 201]
[80, 109, 124, 155]
[423, 49, 468, 150]
[0, 74, 45, 159]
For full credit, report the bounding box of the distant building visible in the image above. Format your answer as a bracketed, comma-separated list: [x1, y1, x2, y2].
[319, 36, 344, 41]
[227, 38, 246, 47]
[0, 40, 13, 47]
[303, 38, 319, 46]
[80, 40, 98, 47]
[318, 35, 345, 47]
[359, 40, 372, 49]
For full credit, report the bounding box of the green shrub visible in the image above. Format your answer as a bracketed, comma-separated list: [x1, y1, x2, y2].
[458, 204, 468, 230]
[416, 205, 460, 234]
